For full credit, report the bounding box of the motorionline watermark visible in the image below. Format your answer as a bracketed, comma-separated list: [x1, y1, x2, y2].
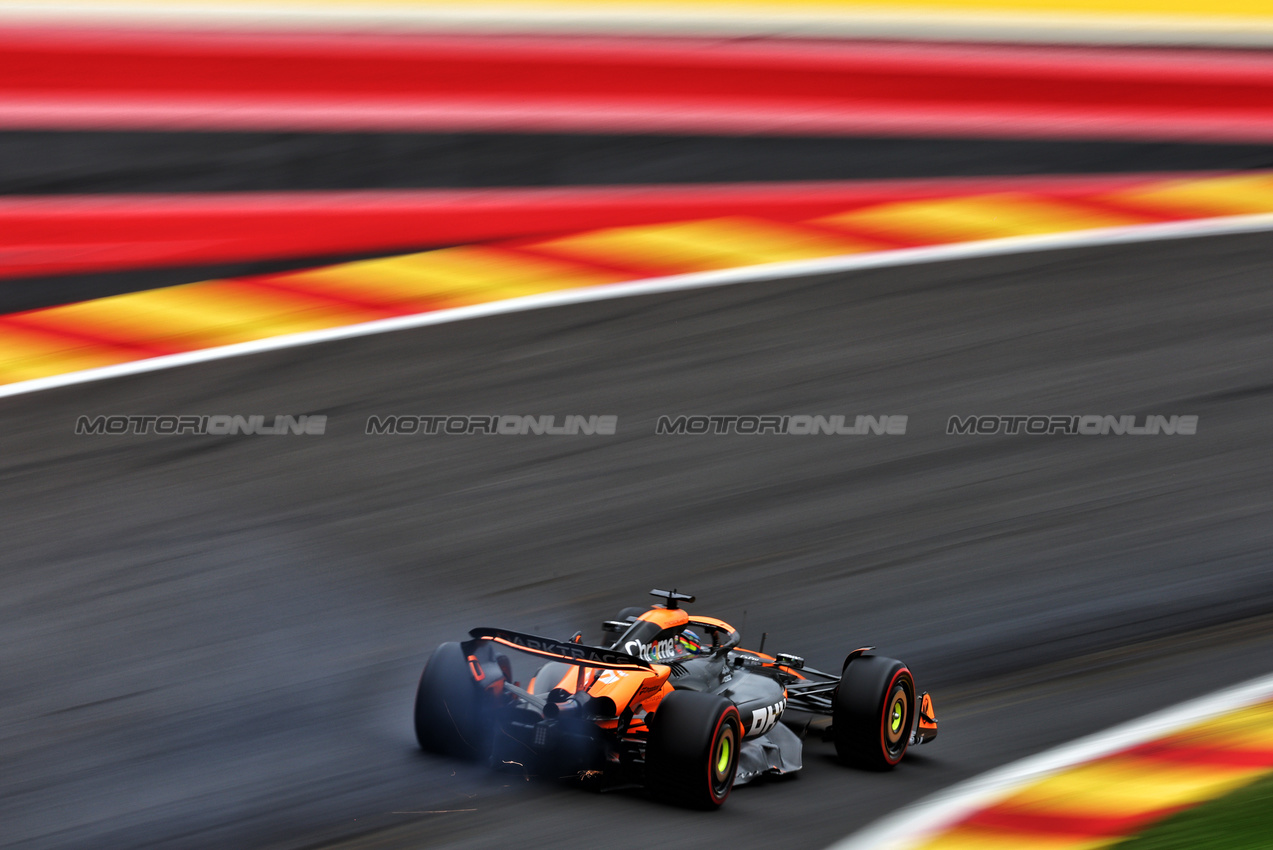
[75, 415, 327, 435]
[365, 415, 617, 435]
[946, 415, 1198, 436]
[655, 415, 908, 435]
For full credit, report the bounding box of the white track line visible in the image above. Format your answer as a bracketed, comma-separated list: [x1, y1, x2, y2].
[830, 670, 1273, 850]
[3, 212, 1273, 401]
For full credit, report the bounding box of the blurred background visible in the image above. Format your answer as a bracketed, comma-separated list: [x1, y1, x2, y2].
[2, 2, 1273, 849]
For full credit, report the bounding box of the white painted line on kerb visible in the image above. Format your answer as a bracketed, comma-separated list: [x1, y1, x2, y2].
[829, 669, 1273, 850]
[2, 212, 1273, 402]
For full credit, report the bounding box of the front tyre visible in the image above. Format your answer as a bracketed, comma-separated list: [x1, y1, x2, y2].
[646, 691, 741, 808]
[834, 655, 915, 770]
[413, 642, 492, 760]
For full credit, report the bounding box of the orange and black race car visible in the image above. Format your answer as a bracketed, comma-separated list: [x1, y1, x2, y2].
[413, 589, 938, 808]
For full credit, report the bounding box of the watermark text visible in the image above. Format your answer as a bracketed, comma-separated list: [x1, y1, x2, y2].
[946, 415, 1197, 436]
[75, 414, 327, 435]
[655, 415, 907, 435]
[365, 415, 617, 435]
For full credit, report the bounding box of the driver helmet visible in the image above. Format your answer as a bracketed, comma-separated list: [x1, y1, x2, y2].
[675, 628, 707, 656]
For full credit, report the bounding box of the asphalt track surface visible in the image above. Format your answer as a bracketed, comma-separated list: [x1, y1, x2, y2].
[6, 132, 1273, 195]
[3, 231, 1273, 849]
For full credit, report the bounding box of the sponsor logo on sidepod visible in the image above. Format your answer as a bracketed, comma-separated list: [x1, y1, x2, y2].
[750, 698, 786, 737]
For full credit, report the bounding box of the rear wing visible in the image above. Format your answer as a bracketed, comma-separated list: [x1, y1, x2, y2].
[465, 627, 653, 672]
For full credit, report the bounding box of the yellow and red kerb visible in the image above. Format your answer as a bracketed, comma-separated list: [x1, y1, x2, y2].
[914, 699, 1273, 850]
[3, 172, 1273, 387]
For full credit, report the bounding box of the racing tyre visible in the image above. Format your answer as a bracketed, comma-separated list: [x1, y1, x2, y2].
[413, 642, 493, 760]
[833, 655, 915, 770]
[646, 690, 741, 809]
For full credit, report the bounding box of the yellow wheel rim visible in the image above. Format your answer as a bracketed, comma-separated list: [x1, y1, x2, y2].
[716, 736, 732, 773]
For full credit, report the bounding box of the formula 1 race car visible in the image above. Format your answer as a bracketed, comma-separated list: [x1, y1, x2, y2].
[413, 589, 937, 808]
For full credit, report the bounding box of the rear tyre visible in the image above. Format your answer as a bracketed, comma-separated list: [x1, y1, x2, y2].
[646, 691, 741, 808]
[833, 655, 915, 770]
[413, 642, 492, 760]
